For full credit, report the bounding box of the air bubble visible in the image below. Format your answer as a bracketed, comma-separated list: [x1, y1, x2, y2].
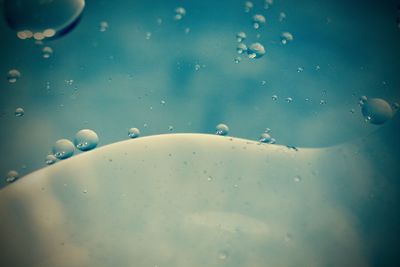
[236, 43, 247, 54]
[45, 154, 57, 165]
[74, 129, 99, 151]
[259, 133, 272, 143]
[5, 170, 19, 183]
[285, 97, 293, 103]
[7, 69, 21, 83]
[4, 0, 85, 40]
[42, 46, 53, 58]
[236, 31, 247, 42]
[281, 32, 293, 44]
[128, 128, 141, 138]
[244, 1, 253, 12]
[247, 42, 265, 59]
[14, 107, 24, 117]
[174, 7, 186, 20]
[252, 14, 266, 29]
[52, 139, 75, 159]
[272, 95, 278, 101]
[99, 21, 109, 32]
[361, 98, 393, 125]
[216, 123, 229, 136]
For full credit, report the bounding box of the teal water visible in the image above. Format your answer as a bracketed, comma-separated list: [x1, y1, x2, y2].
[0, 0, 399, 266]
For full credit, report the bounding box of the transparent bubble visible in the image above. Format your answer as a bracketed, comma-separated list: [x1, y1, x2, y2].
[259, 133, 272, 143]
[7, 69, 21, 83]
[174, 7, 186, 20]
[14, 107, 24, 117]
[45, 154, 57, 165]
[252, 14, 266, 29]
[244, 1, 253, 12]
[52, 139, 75, 159]
[279, 12, 287, 22]
[281, 32, 293, 44]
[264, 0, 273, 9]
[236, 31, 247, 42]
[236, 43, 247, 54]
[5, 170, 19, 183]
[218, 250, 228, 260]
[128, 128, 141, 138]
[247, 42, 265, 59]
[99, 21, 109, 32]
[297, 67, 304, 73]
[359, 95, 368, 106]
[285, 97, 293, 103]
[293, 175, 302, 182]
[42, 46, 53, 58]
[272, 95, 278, 101]
[392, 102, 399, 110]
[216, 123, 229, 136]
[361, 98, 393, 125]
[234, 56, 242, 64]
[74, 129, 99, 151]
[4, 0, 85, 40]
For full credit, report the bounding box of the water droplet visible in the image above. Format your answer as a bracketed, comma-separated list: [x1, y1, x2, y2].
[4, 0, 85, 40]
[297, 67, 304, 73]
[216, 123, 229, 136]
[42, 46, 53, 58]
[168, 125, 174, 131]
[184, 27, 190, 34]
[247, 42, 265, 59]
[244, 1, 253, 12]
[252, 14, 266, 29]
[14, 107, 24, 117]
[281, 32, 293, 44]
[45, 154, 57, 165]
[174, 7, 186, 20]
[83, 189, 87, 194]
[74, 129, 99, 151]
[194, 64, 201, 71]
[315, 65, 321, 70]
[285, 97, 293, 103]
[293, 175, 302, 182]
[264, 127, 271, 133]
[279, 12, 286, 22]
[236, 43, 247, 54]
[236, 31, 247, 42]
[259, 133, 272, 143]
[160, 100, 166, 105]
[350, 108, 355, 114]
[5, 170, 19, 183]
[361, 98, 393, 125]
[319, 99, 327, 105]
[52, 139, 75, 160]
[128, 127, 141, 138]
[272, 95, 278, 101]
[7, 69, 21, 83]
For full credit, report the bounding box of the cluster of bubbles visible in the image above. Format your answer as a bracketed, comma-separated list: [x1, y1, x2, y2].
[50, 129, 99, 163]
[5, 0, 85, 41]
[359, 96, 395, 125]
[235, 31, 266, 60]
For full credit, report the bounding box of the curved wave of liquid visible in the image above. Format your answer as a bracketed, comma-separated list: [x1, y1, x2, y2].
[0, 133, 380, 267]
